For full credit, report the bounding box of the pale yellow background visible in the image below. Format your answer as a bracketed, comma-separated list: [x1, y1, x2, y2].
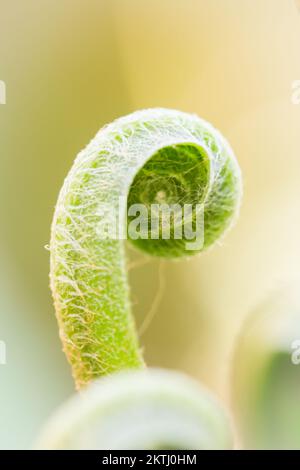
[0, 0, 299, 448]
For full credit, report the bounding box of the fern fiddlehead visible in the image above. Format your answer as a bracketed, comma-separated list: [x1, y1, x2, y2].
[50, 108, 241, 388]
[44, 108, 242, 449]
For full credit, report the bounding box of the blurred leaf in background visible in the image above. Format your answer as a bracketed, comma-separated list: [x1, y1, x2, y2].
[232, 284, 300, 449]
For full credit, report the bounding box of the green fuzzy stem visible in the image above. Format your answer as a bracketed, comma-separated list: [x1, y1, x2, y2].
[50, 108, 241, 388]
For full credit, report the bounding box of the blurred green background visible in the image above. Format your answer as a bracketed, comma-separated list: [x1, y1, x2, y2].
[1, 0, 300, 449]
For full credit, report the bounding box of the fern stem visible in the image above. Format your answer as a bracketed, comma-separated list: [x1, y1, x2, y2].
[50, 108, 242, 388]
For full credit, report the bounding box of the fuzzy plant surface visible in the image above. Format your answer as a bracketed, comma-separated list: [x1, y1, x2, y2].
[37, 369, 232, 450]
[45, 108, 242, 449]
[50, 108, 242, 389]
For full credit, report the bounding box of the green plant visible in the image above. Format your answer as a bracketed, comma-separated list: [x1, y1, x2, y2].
[232, 284, 300, 449]
[42, 108, 242, 449]
[37, 368, 232, 450]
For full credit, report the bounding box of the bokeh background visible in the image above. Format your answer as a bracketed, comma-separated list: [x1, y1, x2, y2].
[0, 0, 300, 449]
